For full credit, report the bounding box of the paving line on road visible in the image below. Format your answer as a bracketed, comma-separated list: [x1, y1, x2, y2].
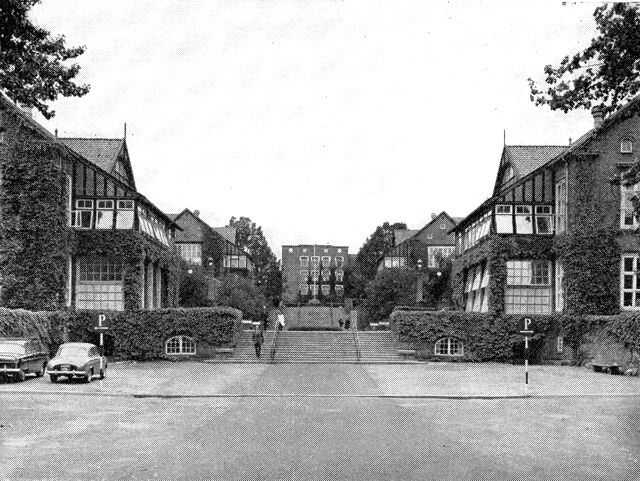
[1, 389, 640, 400]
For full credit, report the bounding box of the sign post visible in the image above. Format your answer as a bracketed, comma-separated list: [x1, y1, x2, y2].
[520, 317, 534, 391]
[92, 313, 110, 378]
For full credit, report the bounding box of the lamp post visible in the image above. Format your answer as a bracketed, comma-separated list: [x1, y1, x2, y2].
[416, 258, 424, 304]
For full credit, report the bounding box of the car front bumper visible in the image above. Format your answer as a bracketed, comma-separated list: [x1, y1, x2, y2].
[47, 369, 87, 377]
[0, 367, 21, 376]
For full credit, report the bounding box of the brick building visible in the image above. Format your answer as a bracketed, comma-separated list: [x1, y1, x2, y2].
[451, 97, 640, 316]
[0, 94, 180, 311]
[378, 212, 461, 271]
[281, 244, 348, 304]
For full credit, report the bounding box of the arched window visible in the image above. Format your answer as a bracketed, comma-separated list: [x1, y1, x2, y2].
[165, 335, 196, 355]
[434, 337, 463, 356]
[621, 138, 633, 154]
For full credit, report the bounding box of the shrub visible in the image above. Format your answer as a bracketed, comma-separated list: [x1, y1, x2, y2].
[361, 269, 418, 327]
[0, 308, 67, 353]
[214, 274, 269, 322]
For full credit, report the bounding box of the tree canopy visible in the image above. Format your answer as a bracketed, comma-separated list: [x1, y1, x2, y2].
[0, 0, 90, 119]
[528, 4, 640, 116]
[228, 216, 282, 303]
[355, 221, 407, 284]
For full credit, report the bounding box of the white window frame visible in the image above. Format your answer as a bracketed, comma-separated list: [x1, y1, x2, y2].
[335, 269, 344, 282]
[165, 335, 196, 355]
[555, 177, 567, 234]
[495, 204, 513, 234]
[335, 256, 344, 268]
[300, 270, 309, 280]
[321, 284, 330, 296]
[555, 261, 565, 313]
[311, 256, 320, 268]
[300, 284, 309, 295]
[621, 254, 640, 309]
[621, 138, 633, 154]
[620, 183, 639, 229]
[321, 256, 331, 267]
[300, 256, 309, 268]
[557, 336, 564, 353]
[505, 260, 552, 314]
[434, 338, 463, 356]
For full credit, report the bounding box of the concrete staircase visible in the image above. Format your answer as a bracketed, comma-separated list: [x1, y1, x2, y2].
[356, 331, 405, 362]
[282, 306, 346, 330]
[273, 331, 358, 363]
[231, 329, 411, 363]
[232, 330, 276, 362]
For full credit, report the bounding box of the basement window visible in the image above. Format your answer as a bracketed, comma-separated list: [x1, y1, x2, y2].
[621, 138, 633, 154]
[165, 336, 196, 355]
[434, 338, 463, 356]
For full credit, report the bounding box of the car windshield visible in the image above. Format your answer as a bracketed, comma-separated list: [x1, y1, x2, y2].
[56, 346, 89, 357]
[0, 343, 25, 355]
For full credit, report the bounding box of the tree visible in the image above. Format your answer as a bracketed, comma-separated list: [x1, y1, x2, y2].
[215, 274, 269, 323]
[178, 264, 210, 308]
[1, 0, 90, 119]
[528, 4, 640, 115]
[351, 221, 407, 298]
[228, 216, 282, 302]
[360, 268, 418, 326]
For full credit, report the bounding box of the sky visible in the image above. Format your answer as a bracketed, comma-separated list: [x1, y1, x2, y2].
[30, 0, 601, 258]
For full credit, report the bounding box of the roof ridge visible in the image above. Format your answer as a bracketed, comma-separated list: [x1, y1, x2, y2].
[506, 144, 568, 148]
[60, 137, 123, 141]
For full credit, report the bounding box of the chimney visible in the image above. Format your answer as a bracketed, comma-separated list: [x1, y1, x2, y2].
[431, 213, 436, 220]
[55, 128, 58, 138]
[592, 106, 604, 129]
[193, 210, 200, 217]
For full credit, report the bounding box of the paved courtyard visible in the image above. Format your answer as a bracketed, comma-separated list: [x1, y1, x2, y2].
[1, 363, 640, 480]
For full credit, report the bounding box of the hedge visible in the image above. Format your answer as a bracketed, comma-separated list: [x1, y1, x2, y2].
[0, 307, 242, 360]
[0, 308, 67, 354]
[391, 309, 640, 364]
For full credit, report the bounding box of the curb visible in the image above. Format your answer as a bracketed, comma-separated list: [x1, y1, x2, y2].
[1, 390, 640, 400]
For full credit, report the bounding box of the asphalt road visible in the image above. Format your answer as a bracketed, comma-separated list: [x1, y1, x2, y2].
[1, 364, 640, 480]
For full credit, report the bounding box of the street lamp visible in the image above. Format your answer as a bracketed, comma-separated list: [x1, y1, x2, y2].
[416, 259, 424, 304]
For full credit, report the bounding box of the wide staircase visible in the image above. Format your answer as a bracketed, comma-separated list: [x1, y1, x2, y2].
[232, 326, 411, 363]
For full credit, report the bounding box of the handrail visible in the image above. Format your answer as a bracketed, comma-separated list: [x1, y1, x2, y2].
[351, 324, 361, 361]
[269, 324, 280, 362]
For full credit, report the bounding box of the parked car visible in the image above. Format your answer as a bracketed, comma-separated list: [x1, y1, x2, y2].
[0, 338, 48, 382]
[46, 343, 107, 383]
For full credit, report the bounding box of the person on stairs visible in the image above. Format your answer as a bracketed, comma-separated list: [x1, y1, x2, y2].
[253, 325, 264, 358]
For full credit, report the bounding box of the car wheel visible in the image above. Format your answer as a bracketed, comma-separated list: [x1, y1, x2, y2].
[49, 374, 58, 383]
[16, 369, 26, 382]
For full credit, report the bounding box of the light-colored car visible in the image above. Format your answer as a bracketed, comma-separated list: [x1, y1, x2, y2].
[46, 342, 107, 383]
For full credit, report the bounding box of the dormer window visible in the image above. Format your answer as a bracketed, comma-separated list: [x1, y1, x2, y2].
[503, 166, 515, 184]
[621, 138, 633, 154]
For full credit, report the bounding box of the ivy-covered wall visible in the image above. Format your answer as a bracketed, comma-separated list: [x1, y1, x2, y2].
[0, 139, 73, 310]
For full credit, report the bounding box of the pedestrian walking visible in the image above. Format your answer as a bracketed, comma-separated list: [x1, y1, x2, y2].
[253, 325, 264, 358]
[277, 310, 286, 331]
[338, 317, 344, 329]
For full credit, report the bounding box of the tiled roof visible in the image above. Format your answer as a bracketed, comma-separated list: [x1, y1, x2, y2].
[504, 145, 567, 179]
[212, 227, 237, 244]
[60, 138, 124, 173]
[394, 229, 418, 246]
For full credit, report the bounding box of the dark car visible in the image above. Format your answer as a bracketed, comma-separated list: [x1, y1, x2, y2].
[0, 338, 48, 382]
[46, 343, 107, 383]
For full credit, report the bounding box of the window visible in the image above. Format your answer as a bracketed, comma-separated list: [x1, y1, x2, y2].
[555, 261, 565, 312]
[224, 255, 248, 269]
[440, 223, 446, 230]
[427, 246, 455, 268]
[427, 233, 433, 240]
[300, 284, 309, 295]
[535, 205, 554, 234]
[324, 248, 329, 253]
[177, 243, 202, 264]
[96, 200, 114, 229]
[321, 284, 330, 296]
[464, 264, 489, 312]
[335, 256, 344, 268]
[322, 270, 330, 281]
[515, 205, 533, 234]
[621, 184, 638, 229]
[495, 205, 513, 234]
[288, 248, 293, 253]
[505, 260, 551, 314]
[621, 254, 640, 309]
[335, 285, 344, 295]
[462, 212, 491, 251]
[335, 269, 344, 282]
[434, 338, 463, 356]
[116, 200, 135, 229]
[300, 256, 309, 268]
[311, 256, 320, 268]
[621, 138, 633, 154]
[302, 248, 307, 253]
[384, 256, 406, 268]
[310, 285, 318, 296]
[165, 336, 196, 355]
[557, 336, 564, 353]
[311, 270, 319, 281]
[555, 178, 567, 233]
[75, 257, 124, 311]
[337, 248, 342, 253]
[300, 270, 309, 280]
[321, 256, 331, 267]
[73, 199, 93, 229]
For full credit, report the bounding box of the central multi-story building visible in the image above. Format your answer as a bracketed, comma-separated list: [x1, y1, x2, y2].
[281, 244, 349, 304]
